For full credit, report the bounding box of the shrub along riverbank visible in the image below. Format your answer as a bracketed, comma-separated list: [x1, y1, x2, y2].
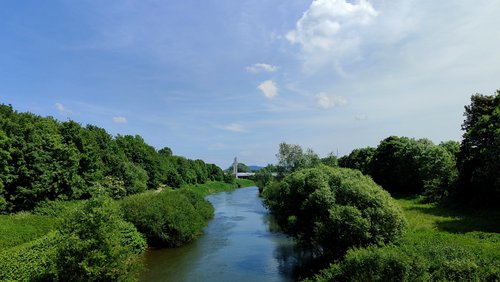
[0, 179, 254, 281]
[305, 196, 499, 281]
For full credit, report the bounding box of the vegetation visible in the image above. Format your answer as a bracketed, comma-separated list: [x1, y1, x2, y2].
[457, 91, 500, 206]
[0, 196, 147, 281]
[120, 189, 214, 247]
[0, 213, 56, 250]
[181, 179, 255, 197]
[263, 165, 406, 259]
[0, 232, 59, 281]
[261, 91, 499, 280]
[55, 196, 146, 281]
[0, 103, 226, 213]
[304, 196, 500, 281]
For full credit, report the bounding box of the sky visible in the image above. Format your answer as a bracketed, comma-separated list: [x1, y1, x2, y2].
[1, 0, 499, 168]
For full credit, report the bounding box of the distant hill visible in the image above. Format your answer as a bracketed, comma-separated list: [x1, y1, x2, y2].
[248, 165, 263, 171]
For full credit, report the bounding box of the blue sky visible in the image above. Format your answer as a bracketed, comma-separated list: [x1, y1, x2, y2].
[1, 0, 499, 168]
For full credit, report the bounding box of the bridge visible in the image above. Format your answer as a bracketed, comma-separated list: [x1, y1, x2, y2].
[231, 157, 276, 178]
[232, 157, 255, 178]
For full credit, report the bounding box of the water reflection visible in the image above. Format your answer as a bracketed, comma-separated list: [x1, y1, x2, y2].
[140, 186, 308, 282]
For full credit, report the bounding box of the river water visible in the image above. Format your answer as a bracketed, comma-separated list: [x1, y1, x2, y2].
[139, 186, 301, 282]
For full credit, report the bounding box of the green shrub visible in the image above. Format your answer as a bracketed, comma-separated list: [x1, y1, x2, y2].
[55, 196, 146, 281]
[120, 189, 214, 247]
[33, 199, 84, 217]
[307, 240, 499, 282]
[0, 231, 59, 281]
[263, 165, 406, 259]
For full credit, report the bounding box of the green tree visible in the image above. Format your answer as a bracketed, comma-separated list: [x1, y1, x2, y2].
[457, 91, 500, 205]
[370, 137, 457, 197]
[263, 165, 406, 259]
[55, 196, 146, 281]
[276, 142, 320, 177]
[0, 130, 12, 213]
[321, 152, 338, 168]
[338, 147, 375, 175]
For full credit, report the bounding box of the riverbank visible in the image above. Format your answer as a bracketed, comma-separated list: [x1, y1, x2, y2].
[140, 186, 298, 282]
[306, 196, 500, 281]
[182, 178, 255, 197]
[0, 179, 255, 280]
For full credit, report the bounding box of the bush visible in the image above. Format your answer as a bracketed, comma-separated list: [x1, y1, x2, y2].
[0, 231, 59, 281]
[263, 165, 407, 259]
[307, 239, 499, 282]
[120, 189, 214, 247]
[33, 199, 84, 217]
[55, 196, 146, 281]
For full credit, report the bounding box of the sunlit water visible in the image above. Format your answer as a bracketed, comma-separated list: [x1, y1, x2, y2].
[139, 186, 302, 282]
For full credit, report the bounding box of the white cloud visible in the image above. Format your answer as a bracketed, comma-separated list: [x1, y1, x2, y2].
[316, 92, 347, 109]
[258, 80, 278, 99]
[287, 0, 377, 71]
[246, 63, 278, 73]
[112, 116, 128, 124]
[55, 103, 72, 115]
[221, 123, 245, 133]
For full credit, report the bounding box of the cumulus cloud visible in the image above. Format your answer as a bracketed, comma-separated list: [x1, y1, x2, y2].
[246, 63, 278, 73]
[287, 0, 377, 71]
[112, 116, 128, 124]
[55, 103, 72, 115]
[258, 80, 278, 99]
[316, 92, 347, 109]
[221, 123, 245, 132]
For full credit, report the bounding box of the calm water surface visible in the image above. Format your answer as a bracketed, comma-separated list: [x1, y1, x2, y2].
[140, 186, 301, 282]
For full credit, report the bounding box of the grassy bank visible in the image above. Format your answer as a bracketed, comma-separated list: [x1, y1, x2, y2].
[181, 179, 255, 197]
[0, 213, 56, 250]
[308, 196, 499, 281]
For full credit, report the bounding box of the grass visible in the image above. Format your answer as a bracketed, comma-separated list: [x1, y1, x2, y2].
[394, 196, 499, 260]
[181, 179, 255, 197]
[0, 212, 56, 250]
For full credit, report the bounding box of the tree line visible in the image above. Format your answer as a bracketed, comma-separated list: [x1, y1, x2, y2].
[0, 104, 228, 213]
[338, 91, 499, 206]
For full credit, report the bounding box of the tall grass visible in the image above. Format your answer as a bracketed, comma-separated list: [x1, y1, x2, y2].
[0, 213, 56, 250]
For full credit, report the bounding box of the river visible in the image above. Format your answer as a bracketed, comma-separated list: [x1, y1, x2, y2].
[139, 186, 302, 282]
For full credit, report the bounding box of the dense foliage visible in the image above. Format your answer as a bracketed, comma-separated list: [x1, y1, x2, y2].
[457, 91, 500, 205]
[55, 196, 146, 281]
[275, 142, 321, 177]
[337, 91, 499, 206]
[338, 147, 375, 175]
[262, 165, 406, 259]
[0, 196, 147, 281]
[0, 232, 59, 281]
[306, 195, 500, 282]
[370, 136, 458, 199]
[0, 104, 226, 213]
[306, 242, 499, 282]
[120, 189, 214, 247]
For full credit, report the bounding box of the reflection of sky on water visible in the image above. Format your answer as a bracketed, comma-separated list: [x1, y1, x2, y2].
[140, 186, 303, 282]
